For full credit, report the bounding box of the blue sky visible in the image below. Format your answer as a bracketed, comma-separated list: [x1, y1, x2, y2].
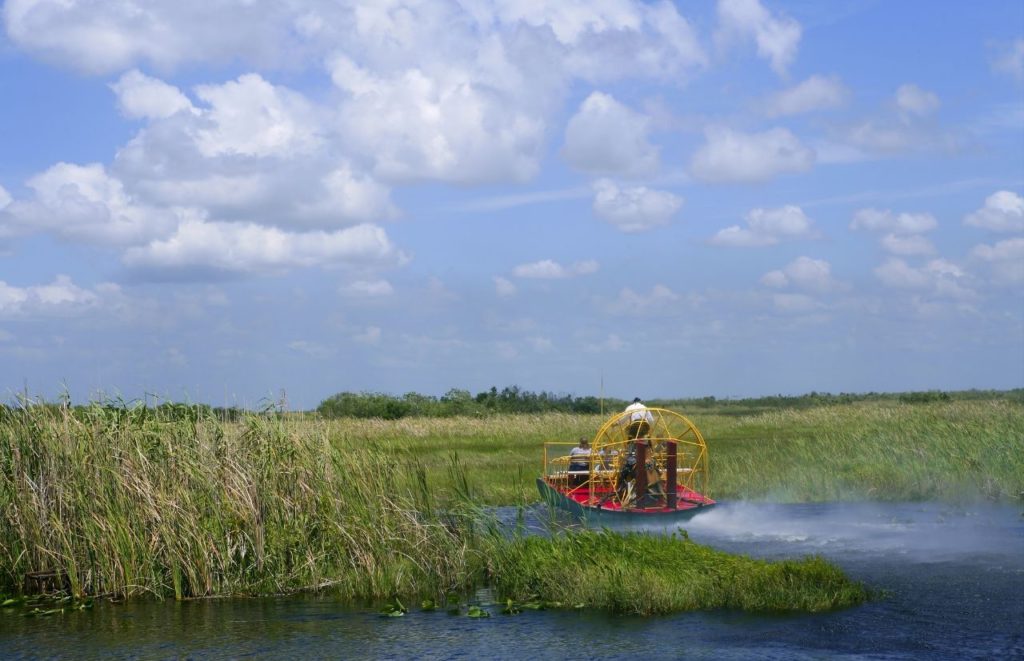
[1, 0, 1022, 409]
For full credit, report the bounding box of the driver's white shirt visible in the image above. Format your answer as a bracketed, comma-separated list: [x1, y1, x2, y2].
[624, 402, 653, 423]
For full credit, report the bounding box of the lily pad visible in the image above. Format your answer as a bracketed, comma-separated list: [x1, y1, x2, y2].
[466, 605, 490, 618]
[379, 598, 407, 617]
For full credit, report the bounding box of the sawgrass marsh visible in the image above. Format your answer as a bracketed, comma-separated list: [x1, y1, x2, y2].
[1, 395, 1017, 613]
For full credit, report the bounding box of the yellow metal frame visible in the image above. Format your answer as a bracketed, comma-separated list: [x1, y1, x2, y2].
[542, 408, 710, 506]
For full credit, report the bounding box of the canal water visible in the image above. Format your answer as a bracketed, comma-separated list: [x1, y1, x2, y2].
[1, 502, 1021, 659]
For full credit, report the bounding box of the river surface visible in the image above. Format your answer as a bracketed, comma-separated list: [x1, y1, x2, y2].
[1, 502, 1021, 660]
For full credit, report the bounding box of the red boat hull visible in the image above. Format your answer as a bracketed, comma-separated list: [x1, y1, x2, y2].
[537, 477, 715, 522]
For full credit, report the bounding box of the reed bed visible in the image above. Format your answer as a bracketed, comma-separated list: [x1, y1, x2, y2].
[321, 400, 1023, 505]
[706, 400, 1024, 502]
[0, 404, 485, 601]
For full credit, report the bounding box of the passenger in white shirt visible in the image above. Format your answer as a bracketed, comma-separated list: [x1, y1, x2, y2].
[568, 437, 595, 486]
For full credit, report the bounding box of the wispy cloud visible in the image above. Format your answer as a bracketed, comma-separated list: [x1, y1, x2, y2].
[449, 186, 590, 213]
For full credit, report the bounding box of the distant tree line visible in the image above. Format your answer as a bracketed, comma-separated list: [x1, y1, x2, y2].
[647, 388, 1024, 416]
[314, 387, 1023, 420]
[3, 388, 1020, 422]
[315, 386, 610, 419]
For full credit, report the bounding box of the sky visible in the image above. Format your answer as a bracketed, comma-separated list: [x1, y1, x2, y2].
[0, 0, 1022, 409]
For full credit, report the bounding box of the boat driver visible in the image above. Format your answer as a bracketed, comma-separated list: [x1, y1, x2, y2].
[622, 397, 654, 439]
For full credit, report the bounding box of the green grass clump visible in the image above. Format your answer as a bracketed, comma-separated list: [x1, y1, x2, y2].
[0, 403, 486, 601]
[488, 530, 867, 615]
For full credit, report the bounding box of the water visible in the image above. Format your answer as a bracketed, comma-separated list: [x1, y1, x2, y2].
[1, 502, 1021, 660]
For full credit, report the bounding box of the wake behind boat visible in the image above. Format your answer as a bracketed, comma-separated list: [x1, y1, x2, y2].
[537, 406, 716, 522]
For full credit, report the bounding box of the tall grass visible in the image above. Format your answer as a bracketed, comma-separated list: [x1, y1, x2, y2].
[706, 400, 1024, 502]
[325, 412, 600, 505]
[322, 400, 1024, 505]
[0, 403, 484, 601]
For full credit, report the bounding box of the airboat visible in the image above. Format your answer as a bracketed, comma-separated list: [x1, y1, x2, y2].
[537, 407, 715, 522]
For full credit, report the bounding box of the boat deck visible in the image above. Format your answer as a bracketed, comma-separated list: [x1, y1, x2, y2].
[542, 477, 715, 514]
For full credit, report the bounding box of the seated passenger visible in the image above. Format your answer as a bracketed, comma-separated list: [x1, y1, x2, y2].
[568, 437, 593, 486]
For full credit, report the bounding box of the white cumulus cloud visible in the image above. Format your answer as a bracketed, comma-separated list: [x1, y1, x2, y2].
[591, 179, 681, 233]
[992, 38, 1024, 80]
[123, 219, 403, 276]
[843, 120, 922, 153]
[880, 233, 936, 256]
[100, 69, 402, 231]
[747, 205, 815, 237]
[964, 190, 1024, 232]
[851, 208, 938, 234]
[1, 162, 178, 245]
[715, 0, 802, 75]
[2, 0, 310, 74]
[771, 293, 820, 313]
[971, 237, 1024, 285]
[2, 0, 720, 261]
[296, 165, 400, 224]
[690, 127, 814, 183]
[340, 279, 394, 297]
[512, 259, 598, 279]
[0, 275, 116, 316]
[760, 270, 788, 288]
[607, 284, 681, 315]
[760, 256, 837, 293]
[193, 73, 321, 159]
[330, 55, 546, 184]
[764, 74, 848, 117]
[110, 69, 195, 120]
[4, 0, 710, 86]
[837, 85, 951, 156]
[111, 92, 397, 229]
[874, 258, 976, 300]
[494, 276, 517, 297]
[710, 205, 816, 247]
[874, 258, 930, 289]
[895, 83, 940, 118]
[563, 92, 658, 177]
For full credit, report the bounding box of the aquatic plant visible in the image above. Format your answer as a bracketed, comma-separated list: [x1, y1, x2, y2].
[486, 530, 868, 616]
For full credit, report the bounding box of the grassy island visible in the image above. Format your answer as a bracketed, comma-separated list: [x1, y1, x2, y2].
[2, 393, 1019, 614]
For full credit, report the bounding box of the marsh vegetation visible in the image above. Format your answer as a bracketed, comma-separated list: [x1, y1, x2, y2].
[1, 393, 1019, 614]
[325, 398, 1024, 505]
